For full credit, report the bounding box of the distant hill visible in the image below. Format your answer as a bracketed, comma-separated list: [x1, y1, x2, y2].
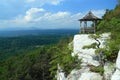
[0, 29, 79, 37]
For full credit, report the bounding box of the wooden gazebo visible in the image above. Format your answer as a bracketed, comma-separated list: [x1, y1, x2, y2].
[78, 11, 101, 33]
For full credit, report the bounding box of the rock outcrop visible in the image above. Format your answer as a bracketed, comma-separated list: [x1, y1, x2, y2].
[72, 34, 100, 67]
[111, 50, 120, 80]
[56, 33, 120, 80]
[57, 64, 66, 80]
[78, 72, 102, 80]
[104, 62, 115, 80]
[67, 34, 107, 80]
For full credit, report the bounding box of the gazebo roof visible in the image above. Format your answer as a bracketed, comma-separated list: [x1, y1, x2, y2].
[79, 11, 101, 21]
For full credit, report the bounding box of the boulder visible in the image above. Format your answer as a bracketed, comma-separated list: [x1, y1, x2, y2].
[57, 72, 66, 80]
[57, 64, 66, 80]
[66, 68, 89, 80]
[104, 62, 115, 80]
[111, 70, 120, 80]
[111, 50, 120, 80]
[72, 34, 100, 67]
[78, 72, 102, 80]
[116, 50, 120, 69]
[57, 34, 110, 80]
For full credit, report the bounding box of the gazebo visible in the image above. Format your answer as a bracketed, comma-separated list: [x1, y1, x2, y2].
[78, 11, 101, 33]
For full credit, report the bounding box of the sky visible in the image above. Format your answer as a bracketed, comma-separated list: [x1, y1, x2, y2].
[0, 0, 117, 31]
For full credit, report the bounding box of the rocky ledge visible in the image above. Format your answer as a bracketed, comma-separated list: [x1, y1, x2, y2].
[57, 33, 120, 80]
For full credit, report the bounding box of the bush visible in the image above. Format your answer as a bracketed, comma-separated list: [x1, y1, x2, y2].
[90, 66, 104, 75]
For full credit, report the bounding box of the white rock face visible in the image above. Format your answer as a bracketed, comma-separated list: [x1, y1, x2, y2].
[66, 34, 109, 80]
[57, 33, 110, 80]
[99, 33, 110, 48]
[67, 68, 90, 80]
[67, 71, 102, 80]
[111, 70, 120, 80]
[57, 64, 66, 80]
[72, 34, 96, 56]
[104, 62, 115, 80]
[72, 33, 110, 67]
[57, 72, 66, 80]
[78, 72, 102, 80]
[72, 34, 99, 67]
[72, 33, 110, 56]
[116, 50, 120, 69]
[67, 70, 102, 80]
[111, 50, 120, 80]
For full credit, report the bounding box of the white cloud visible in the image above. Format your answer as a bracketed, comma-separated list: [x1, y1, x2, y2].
[0, 8, 105, 30]
[24, 8, 45, 22]
[21, 8, 79, 29]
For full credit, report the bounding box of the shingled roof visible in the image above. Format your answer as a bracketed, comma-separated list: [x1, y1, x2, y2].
[79, 11, 101, 21]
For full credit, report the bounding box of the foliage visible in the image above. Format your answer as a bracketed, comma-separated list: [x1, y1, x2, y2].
[90, 66, 104, 75]
[96, 4, 120, 62]
[87, 34, 105, 74]
[49, 38, 81, 79]
[104, 38, 119, 62]
[0, 35, 81, 80]
[95, 48, 106, 54]
[88, 34, 101, 39]
[0, 46, 53, 80]
[0, 35, 70, 60]
[83, 43, 98, 49]
[82, 34, 101, 49]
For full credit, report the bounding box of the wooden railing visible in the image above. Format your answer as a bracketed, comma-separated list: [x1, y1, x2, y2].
[80, 27, 95, 33]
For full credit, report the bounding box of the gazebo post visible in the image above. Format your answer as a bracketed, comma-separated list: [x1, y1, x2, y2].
[80, 21, 82, 33]
[93, 20, 96, 33]
[85, 21, 87, 33]
[83, 21, 86, 33]
[84, 21, 87, 28]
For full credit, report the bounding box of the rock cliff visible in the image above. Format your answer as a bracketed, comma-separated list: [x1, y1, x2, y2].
[57, 33, 120, 80]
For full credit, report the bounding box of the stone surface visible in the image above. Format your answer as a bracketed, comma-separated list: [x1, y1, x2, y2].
[111, 50, 120, 80]
[99, 33, 110, 48]
[78, 72, 102, 80]
[57, 72, 66, 80]
[104, 62, 115, 80]
[72, 34, 100, 67]
[67, 68, 90, 80]
[57, 64, 66, 80]
[116, 50, 120, 69]
[111, 70, 120, 80]
[67, 70, 102, 80]
[72, 34, 96, 56]
[57, 33, 111, 80]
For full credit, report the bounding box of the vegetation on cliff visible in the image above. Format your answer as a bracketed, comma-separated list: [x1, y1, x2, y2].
[97, 4, 120, 61]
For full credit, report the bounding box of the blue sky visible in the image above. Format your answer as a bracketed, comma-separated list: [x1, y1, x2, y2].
[0, 0, 117, 30]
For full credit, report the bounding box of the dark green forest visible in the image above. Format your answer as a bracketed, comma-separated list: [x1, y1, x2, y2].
[0, 33, 80, 80]
[0, 35, 66, 60]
